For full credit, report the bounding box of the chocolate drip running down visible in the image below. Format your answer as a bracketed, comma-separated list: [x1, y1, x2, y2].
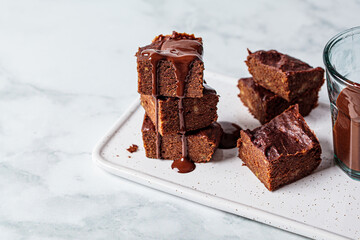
[141, 32, 203, 173]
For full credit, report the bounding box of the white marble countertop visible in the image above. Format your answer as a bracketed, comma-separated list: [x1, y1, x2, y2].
[1, 1, 359, 239]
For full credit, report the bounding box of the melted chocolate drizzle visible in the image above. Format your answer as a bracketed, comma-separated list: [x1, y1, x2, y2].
[141, 32, 202, 173]
[218, 121, 242, 149]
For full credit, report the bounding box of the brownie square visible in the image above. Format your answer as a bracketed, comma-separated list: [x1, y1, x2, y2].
[136, 32, 204, 98]
[142, 114, 222, 163]
[245, 49, 324, 101]
[238, 77, 321, 124]
[237, 105, 321, 191]
[141, 85, 219, 135]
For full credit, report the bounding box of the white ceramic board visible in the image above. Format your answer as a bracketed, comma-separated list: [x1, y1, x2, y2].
[92, 72, 360, 240]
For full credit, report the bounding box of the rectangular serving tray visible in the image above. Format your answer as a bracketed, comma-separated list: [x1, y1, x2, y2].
[92, 72, 359, 240]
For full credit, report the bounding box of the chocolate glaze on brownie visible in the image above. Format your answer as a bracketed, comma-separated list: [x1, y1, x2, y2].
[246, 49, 324, 101]
[248, 106, 317, 161]
[136, 32, 204, 98]
[254, 50, 311, 71]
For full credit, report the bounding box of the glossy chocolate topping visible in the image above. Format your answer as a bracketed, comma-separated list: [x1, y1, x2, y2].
[140, 31, 203, 173]
[219, 121, 242, 149]
[333, 85, 360, 171]
[171, 157, 196, 173]
[246, 105, 316, 161]
[248, 49, 312, 72]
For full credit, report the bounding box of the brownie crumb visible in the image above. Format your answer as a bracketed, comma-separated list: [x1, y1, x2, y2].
[242, 163, 246, 166]
[127, 144, 138, 153]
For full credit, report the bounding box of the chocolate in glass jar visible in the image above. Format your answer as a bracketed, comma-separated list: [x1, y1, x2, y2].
[324, 26, 360, 179]
[333, 84, 360, 172]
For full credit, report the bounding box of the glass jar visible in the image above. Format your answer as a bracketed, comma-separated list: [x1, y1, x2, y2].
[324, 26, 360, 180]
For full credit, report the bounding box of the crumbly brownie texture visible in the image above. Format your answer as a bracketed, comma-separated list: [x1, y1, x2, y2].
[245, 50, 324, 102]
[142, 114, 222, 163]
[136, 32, 204, 98]
[141, 85, 219, 135]
[237, 105, 321, 191]
[238, 77, 321, 124]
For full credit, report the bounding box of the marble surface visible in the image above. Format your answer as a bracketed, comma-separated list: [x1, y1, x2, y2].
[1, 0, 359, 239]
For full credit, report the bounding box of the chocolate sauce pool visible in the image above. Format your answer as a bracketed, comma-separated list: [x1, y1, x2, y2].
[171, 157, 196, 173]
[141, 32, 202, 173]
[218, 121, 242, 149]
[333, 85, 360, 172]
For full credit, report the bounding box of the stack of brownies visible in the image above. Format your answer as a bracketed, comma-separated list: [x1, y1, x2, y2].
[237, 49, 325, 191]
[238, 50, 325, 124]
[136, 31, 222, 173]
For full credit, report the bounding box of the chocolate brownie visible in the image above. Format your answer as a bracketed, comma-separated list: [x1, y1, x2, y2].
[142, 114, 222, 163]
[238, 77, 322, 124]
[237, 105, 321, 191]
[245, 49, 324, 101]
[136, 31, 204, 98]
[141, 84, 218, 135]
